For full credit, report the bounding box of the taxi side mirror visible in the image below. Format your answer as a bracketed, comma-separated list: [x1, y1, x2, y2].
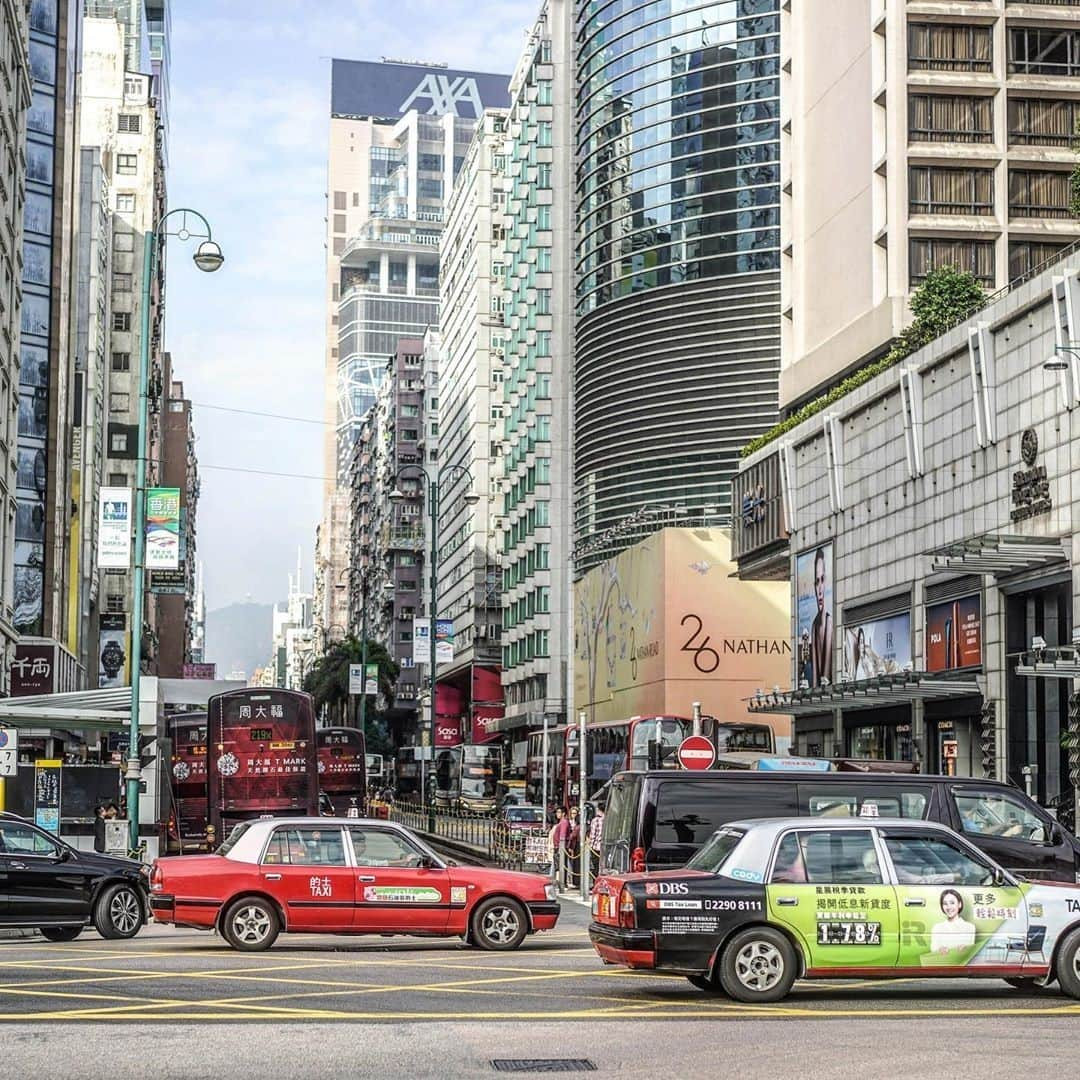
[419, 855, 440, 869]
[992, 867, 1007, 887]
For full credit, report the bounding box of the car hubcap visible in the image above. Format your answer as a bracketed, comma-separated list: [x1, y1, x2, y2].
[735, 940, 783, 993]
[110, 889, 140, 934]
[233, 905, 271, 944]
[481, 906, 519, 945]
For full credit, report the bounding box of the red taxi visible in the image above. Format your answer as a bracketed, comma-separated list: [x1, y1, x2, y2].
[149, 817, 559, 951]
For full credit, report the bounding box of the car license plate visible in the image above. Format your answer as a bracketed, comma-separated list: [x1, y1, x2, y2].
[816, 921, 881, 945]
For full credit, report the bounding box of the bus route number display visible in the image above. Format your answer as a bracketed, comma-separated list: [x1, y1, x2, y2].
[249, 728, 273, 742]
[817, 921, 881, 945]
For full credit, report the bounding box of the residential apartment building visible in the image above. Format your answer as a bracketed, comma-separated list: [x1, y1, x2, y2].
[434, 111, 507, 743]
[0, 0, 31, 691]
[315, 59, 509, 656]
[572, 0, 783, 572]
[782, 0, 1080, 411]
[499, 0, 574, 749]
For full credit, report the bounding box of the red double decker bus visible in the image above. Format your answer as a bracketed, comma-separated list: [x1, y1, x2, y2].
[166, 712, 209, 853]
[316, 727, 366, 814]
[207, 688, 319, 842]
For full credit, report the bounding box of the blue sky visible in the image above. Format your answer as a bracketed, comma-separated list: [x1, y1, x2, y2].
[165, 0, 537, 613]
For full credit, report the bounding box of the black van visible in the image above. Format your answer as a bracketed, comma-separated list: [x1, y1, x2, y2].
[600, 770, 1080, 882]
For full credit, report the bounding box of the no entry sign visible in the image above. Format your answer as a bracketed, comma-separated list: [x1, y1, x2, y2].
[677, 735, 715, 771]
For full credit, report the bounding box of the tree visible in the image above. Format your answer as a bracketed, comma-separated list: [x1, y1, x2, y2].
[303, 636, 399, 738]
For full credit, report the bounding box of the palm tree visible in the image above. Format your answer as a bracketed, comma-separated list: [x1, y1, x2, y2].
[303, 635, 399, 727]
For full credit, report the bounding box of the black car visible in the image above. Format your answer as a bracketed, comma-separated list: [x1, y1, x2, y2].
[0, 812, 148, 941]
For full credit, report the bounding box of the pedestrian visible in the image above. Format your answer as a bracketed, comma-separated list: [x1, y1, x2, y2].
[93, 805, 107, 853]
[566, 806, 582, 887]
[549, 807, 570, 887]
[587, 805, 605, 883]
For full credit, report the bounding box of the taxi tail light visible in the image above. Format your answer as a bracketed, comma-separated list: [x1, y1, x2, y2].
[631, 847, 646, 873]
[150, 864, 163, 888]
[618, 886, 636, 929]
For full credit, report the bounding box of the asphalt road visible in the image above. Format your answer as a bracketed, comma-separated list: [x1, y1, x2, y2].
[2, 900, 1079, 1078]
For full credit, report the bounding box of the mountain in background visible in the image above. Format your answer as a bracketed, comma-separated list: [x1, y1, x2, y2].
[204, 601, 275, 681]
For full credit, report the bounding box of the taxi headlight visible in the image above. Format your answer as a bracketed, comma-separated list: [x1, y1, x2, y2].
[544, 883, 557, 901]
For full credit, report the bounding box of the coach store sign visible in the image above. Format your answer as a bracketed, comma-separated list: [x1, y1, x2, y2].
[1011, 429, 1052, 523]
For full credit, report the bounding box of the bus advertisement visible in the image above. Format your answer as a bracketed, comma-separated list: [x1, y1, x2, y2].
[166, 712, 209, 853]
[316, 727, 366, 815]
[206, 688, 319, 840]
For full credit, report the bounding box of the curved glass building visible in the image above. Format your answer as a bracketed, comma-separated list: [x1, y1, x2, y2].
[574, 0, 781, 569]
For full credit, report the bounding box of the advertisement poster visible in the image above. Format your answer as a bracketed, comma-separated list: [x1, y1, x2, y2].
[435, 619, 454, 664]
[99, 614, 129, 688]
[146, 487, 181, 569]
[412, 618, 430, 664]
[926, 595, 982, 672]
[97, 487, 132, 569]
[10, 642, 55, 697]
[842, 613, 913, 681]
[796, 543, 834, 688]
[34, 759, 61, 834]
[182, 662, 216, 679]
[150, 509, 187, 593]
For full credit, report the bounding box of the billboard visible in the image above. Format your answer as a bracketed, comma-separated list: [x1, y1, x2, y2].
[842, 613, 913, 681]
[99, 613, 128, 688]
[434, 684, 463, 747]
[330, 59, 510, 121]
[573, 528, 791, 737]
[98, 487, 132, 569]
[796, 543, 834, 688]
[10, 642, 56, 696]
[182, 663, 217, 680]
[926, 595, 982, 672]
[146, 488, 181, 569]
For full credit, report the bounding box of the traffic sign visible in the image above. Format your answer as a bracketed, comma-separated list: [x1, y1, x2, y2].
[0, 727, 17, 777]
[677, 735, 715, 771]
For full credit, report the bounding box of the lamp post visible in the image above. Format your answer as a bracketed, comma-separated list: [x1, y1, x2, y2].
[390, 464, 480, 828]
[126, 209, 222, 854]
[336, 563, 393, 737]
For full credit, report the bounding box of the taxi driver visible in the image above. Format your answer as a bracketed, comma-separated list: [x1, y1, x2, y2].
[351, 831, 420, 868]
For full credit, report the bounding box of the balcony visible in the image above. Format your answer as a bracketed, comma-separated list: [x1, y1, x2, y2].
[383, 525, 425, 552]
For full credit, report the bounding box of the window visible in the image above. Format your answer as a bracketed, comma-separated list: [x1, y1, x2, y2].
[1009, 239, 1070, 280]
[883, 831, 994, 886]
[1008, 97, 1080, 147]
[537, 121, 552, 147]
[0, 821, 58, 856]
[910, 237, 994, 286]
[537, 162, 551, 188]
[952, 789, 1050, 843]
[349, 827, 424, 867]
[909, 94, 992, 144]
[1008, 169, 1073, 219]
[333, 214, 346, 233]
[770, 829, 882, 885]
[333, 191, 347, 210]
[116, 154, 138, 175]
[111, 352, 131, 372]
[909, 23, 992, 72]
[117, 113, 141, 133]
[108, 472, 127, 486]
[650, 780, 798, 851]
[124, 76, 143, 97]
[116, 193, 135, 212]
[402, 428, 418, 441]
[113, 312, 131, 332]
[261, 827, 346, 866]
[1009, 27, 1080, 77]
[801, 784, 930, 820]
[909, 166, 993, 215]
[110, 431, 128, 453]
[112, 272, 133, 292]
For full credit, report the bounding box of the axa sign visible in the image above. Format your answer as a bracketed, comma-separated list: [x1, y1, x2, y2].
[400, 75, 483, 117]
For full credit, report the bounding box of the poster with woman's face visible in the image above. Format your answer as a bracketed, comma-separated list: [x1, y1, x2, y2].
[842, 614, 913, 681]
[795, 543, 833, 688]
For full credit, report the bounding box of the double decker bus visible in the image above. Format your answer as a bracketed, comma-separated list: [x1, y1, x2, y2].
[316, 727, 366, 815]
[166, 712, 209, 853]
[207, 688, 319, 841]
[433, 744, 504, 813]
[395, 747, 422, 801]
[525, 726, 567, 809]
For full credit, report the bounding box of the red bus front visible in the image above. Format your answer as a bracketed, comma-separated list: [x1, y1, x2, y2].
[167, 712, 209, 852]
[317, 727, 366, 814]
[206, 688, 319, 841]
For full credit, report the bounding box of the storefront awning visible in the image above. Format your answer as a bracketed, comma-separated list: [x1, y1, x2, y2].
[746, 672, 981, 717]
[1015, 649, 1080, 681]
[0, 688, 132, 731]
[925, 533, 1067, 577]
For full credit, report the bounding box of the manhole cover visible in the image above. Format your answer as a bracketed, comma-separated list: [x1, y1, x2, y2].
[491, 1061, 597, 1074]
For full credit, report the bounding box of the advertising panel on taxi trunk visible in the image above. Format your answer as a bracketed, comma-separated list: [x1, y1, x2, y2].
[573, 528, 791, 745]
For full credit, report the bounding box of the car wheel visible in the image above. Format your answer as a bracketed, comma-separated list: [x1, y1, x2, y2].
[718, 926, 798, 1004]
[686, 973, 723, 993]
[39, 926, 83, 943]
[470, 897, 528, 951]
[1054, 927, 1080, 999]
[1003, 977, 1043, 992]
[94, 883, 143, 940]
[222, 897, 280, 952]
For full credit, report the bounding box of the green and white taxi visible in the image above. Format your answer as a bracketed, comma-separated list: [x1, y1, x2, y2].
[589, 816, 1080, 1002]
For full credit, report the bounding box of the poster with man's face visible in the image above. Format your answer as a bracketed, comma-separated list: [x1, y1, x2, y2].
[796, 543, 833, 688]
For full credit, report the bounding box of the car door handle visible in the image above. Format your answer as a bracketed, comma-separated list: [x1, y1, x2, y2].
[904, 898, 925, 907]
[265, 873, 282, 881]
[776, 897, 798, 907]
[9, 861, 27, 870]
[358, 875, 376, 882]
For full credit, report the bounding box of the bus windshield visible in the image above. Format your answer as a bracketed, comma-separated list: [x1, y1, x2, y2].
[629, 717, 691, 768]
[716, 724, 774, 753]
[461, 748, 501, 799]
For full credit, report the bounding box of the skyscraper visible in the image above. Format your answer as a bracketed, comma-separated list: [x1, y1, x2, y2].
[573, 0, 782, 572]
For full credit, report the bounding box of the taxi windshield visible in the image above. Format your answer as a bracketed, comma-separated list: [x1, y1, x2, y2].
[685, 828, 746, 874]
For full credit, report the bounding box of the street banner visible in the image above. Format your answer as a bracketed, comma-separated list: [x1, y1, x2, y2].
[412, 618, 431, 664]
[349, 664, 363, 695]
[98, 487, 132, 569]
[150, 510, 187, 593]
[364, 662, 378, 696]
[34, 759, 61, 834]
[435, 619, 454, 664]
[99, 614, 129, 689]
[146, 487, 181, 569]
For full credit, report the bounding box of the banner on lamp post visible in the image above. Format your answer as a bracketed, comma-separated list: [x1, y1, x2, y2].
[98, 487, 132, 569]
[412, 618, 430, 664]
[364, 663, 378, 695]
[145, 487, 181, 569]
[435, 619, 454, 664]
[348, 664, 363, 695]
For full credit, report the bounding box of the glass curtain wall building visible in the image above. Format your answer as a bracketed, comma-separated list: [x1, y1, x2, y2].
[573, 0, 781, 571]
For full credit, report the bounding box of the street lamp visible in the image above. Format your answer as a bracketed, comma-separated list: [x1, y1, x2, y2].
[126, 208, 223, 854]
[389, 463, 479, 824]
